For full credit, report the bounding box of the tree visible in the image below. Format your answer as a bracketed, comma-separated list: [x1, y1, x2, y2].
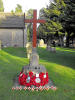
[38, 0, 75, 47]
[38, 1, 65, 46]
[26, 9, 33, 42]
[15, 4, 22, 13]
[11, 10, 14, 13]
[60, 0, 75, 47]
[0, 0, 4, 12]
[26, 9, 33, 19]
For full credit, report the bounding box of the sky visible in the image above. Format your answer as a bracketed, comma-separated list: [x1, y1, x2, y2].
[3, 0, 50, 14]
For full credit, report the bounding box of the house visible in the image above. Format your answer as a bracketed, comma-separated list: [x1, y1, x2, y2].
[0, 12, 27, 47]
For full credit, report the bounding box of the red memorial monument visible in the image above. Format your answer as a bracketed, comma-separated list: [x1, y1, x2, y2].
[25, 10, 45, 48]
[12, 10, 56, 91]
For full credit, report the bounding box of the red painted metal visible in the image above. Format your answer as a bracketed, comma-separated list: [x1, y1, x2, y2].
[24, 10, 46, 48]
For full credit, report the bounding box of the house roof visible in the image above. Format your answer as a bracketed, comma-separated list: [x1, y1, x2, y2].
[0, 13, 25, 29]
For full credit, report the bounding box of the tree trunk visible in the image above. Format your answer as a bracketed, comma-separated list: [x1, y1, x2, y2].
[66, 31, 70, 47]
[72, 37, 74, 47]
[59, 36, 64, 47]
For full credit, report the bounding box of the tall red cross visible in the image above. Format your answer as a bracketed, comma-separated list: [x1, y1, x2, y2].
[24, 10, 46, 48]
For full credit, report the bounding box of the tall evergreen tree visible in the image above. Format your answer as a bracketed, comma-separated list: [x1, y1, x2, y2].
[38, 0, 65, 46]
[60, 0, 75, 47]
[38, 0, 75, 47]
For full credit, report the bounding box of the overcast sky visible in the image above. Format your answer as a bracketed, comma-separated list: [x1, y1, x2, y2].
[3, 0, 50, 13]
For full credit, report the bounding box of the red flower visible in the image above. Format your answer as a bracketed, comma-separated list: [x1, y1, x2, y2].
[29, 71, 33, 76]
[18, 72, 27, 85]
[39, 72, 49, 86]
[25, 72, 33, 87]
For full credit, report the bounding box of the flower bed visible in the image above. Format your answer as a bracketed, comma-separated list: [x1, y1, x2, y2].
[18, 71, 49, 87]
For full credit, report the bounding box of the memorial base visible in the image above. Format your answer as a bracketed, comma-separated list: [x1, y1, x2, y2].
[12, 48, 57, 91]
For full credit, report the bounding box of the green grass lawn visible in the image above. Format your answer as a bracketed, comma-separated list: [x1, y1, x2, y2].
[0, 47, 75, 100]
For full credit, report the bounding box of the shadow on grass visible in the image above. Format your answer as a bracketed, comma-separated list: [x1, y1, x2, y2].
[2, 47, 75, 69]
[37, 47, 75, 69]
[2, 47, 27, 58]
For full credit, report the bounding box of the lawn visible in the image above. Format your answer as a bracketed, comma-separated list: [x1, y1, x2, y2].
[0, 47, 75, 100]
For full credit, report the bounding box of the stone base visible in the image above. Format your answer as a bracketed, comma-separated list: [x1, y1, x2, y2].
[12, 64, 57, 91]
[22, 64, 46, 74]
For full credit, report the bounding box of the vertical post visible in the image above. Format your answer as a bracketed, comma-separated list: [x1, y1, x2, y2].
[23, 29, 24, 47]
[33, 10, 37, 48]
[0, 40, 1, 50]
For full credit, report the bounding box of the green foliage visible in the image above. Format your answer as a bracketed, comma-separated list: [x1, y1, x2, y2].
[0, 0, 4, 12]
[26, 9, 33, 42]
[11, 4, 23, 14]
[15, 4, 22, 13]
[60, 0, 75, 47]
[38, 0, 75, 47]
[26, 9, 33, 19]
[38, 1, 64, 40]
[11, 10, 14, 13]
[60, 0, 75, 31]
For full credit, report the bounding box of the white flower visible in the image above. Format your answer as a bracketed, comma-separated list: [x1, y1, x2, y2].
[26, 76, 30, 83]
[44, 74, 46, 78]
[20, 73, 23, 77]
[36, 73, 39, 77]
